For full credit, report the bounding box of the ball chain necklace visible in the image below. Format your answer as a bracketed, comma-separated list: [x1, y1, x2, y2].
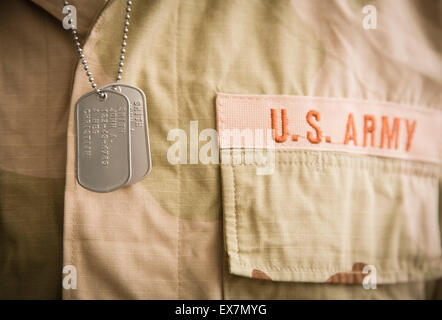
[63, 0, 151, 193]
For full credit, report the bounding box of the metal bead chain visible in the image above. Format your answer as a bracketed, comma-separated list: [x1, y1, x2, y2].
[63, 0, 133, 98]
[118, 0, 132, 82]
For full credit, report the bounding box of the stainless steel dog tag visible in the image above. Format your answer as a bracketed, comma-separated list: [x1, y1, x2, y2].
[102, 83, 151, 184]
[76, 90, 131, 192]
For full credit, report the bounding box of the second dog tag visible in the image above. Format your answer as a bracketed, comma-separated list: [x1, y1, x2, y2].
[102, 83, 151, 184]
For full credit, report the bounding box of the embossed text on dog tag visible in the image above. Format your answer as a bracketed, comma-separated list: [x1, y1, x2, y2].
[76, 90, 131, 192]
[102, 83, 152, 184]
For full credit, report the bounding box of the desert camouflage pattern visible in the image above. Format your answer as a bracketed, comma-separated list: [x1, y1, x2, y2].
[0, 0, 441, 299]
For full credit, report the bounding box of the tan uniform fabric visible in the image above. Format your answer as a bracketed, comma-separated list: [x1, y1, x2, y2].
[0, 0, 105, 299]
[0, 0, 441, 299]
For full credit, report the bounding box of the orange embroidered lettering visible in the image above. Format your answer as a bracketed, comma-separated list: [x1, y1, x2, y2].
[380, 116, 400, 149]
[344, 113, 358, 146]
[405, 119, 417, 152]
[363, 115, 376, 147]
[217, 94, 441, 165]
[306, 110, 322, 144]
[271, 109, 288, 143]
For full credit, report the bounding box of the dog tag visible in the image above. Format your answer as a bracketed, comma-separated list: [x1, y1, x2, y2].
[102, 83, 152, 184]
[76, 90, 131, 192]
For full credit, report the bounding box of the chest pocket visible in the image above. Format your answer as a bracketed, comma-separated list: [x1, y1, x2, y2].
[217, 93, 442, 285]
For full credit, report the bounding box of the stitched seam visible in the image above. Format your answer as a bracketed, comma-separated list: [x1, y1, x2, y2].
[218, 148, 441, 166]
[65, 0, 112, 300]
[232, 166, 241, 263]
[232, 164, 439, 179]
[175, 0, 181, 300]
[216, 93, 442, 114]
[223, 165, 439, 180]
[231, 258, 442, 274]
[221, 151, 440, 178]
[218, 94, 227, 300]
